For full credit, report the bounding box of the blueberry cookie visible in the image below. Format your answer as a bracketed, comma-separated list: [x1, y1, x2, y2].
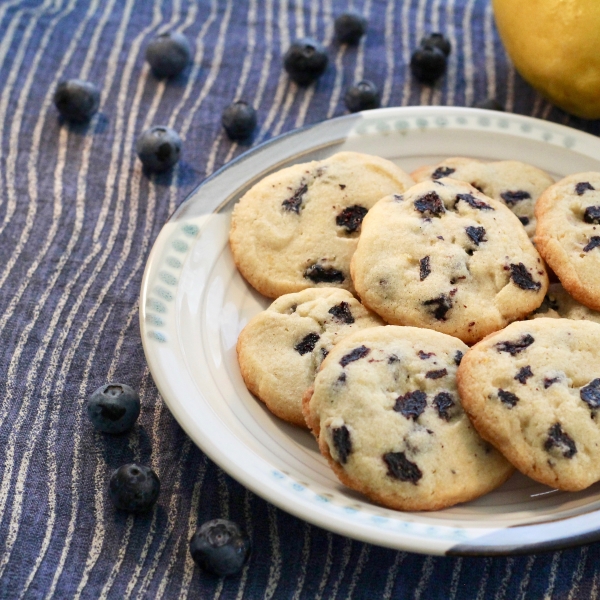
[303, 326, 513, 511]
[237, 288, 383, 427]
[530, 283, 600, 324]
[458, 318, 600, 491]
[412, 157, 554, 238]
[351, 179, 549, 344]
[535, 172, 600, 311]
[229, 152, 414, 298]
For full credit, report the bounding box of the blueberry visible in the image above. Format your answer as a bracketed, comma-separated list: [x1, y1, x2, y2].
[410, 44, 447, 85]
[222, 101, 257, 141]
[87, 383, 140, 434]
[334, 12, 367, 45]
[136, 126, 182, 172]
[474, 98, 505, 111]
[344, 80, 380, 112]
[145, 31, 191, 79]
[53, 79, 100, 123]
[190, 519, 251, 577]
[420, 32, 451, 57]
[109, 464, 160, 512]
[283, 38, 328, 86]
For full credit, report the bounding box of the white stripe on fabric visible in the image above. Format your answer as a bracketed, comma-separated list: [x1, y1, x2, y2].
[382, 552, 406, 600]
[345, 544, 370, 600]
[414, 555, 435, 600]
[329, 538, 353, 600]
[567, 546, 589, 600]
[380, 0, 394, 106]
[263, 504, 283, 600]
[232, 490, 254, 600]
[476, 558, 492, 600]
[400, 0, 412, 106]
[483, 0, 496, 101]
[314, 532, 333, 600]
[448, 557, 463, 600]
[516, 555, 536, 600]
[494, 557, 515, 600]
[461, 0, 477, 108]
[543, 551, 562, 600]
[291, 523, 312, 600]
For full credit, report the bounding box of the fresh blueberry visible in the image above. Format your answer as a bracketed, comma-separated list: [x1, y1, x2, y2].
[109, 464, 160, 512]
[145, 31, 191, 78]
[283, 38, 328, 86]
[410, 44, 447, 85]
[222, 101, 257, 141]
[190, 519, 251, 577]
[136, 126, 182, 172]
[474, 98, 505, 111]
[334, 12, 367, 45]
[87, 383, 140, 434]
[420, 32, 451, 57]
[344, 80, 381, 112]
[54, 79, 100, 123]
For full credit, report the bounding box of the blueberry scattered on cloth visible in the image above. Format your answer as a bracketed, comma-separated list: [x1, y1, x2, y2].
[109, 464, 160, 512]
[53, 79, 100, 122]
[283, 38, 328, 85]
[145, 31, 191, 78]
[344, 80, 381, 112]
[136, 126, 182, 172]
[334, 12, 367, 45]
[410, 44, 447, 85]
[87, 383, 140, 434]
[222, 101, 257, 140]
[189, 519, 251, 577]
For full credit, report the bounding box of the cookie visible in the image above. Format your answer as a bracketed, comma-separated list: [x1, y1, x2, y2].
[303, 326, 514, 511]
[237, 288, 383, 426]
[351, 178, 549, 344]
[458, 318, 600, 491]
[535, 172, 600, 311]
[412, 157, 554, 238]
[229, 152, 414, 298]
[531, 283, 600, 324]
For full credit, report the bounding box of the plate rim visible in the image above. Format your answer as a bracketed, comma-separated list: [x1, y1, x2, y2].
[140, 105, 600, 556]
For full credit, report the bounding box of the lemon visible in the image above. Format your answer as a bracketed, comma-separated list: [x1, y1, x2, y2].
[493, 0, 600, 119]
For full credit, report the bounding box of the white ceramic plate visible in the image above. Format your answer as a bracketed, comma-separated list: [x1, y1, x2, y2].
[140, 106, 600, 556]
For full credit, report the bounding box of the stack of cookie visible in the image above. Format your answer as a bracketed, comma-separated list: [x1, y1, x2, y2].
[231, 150, 600, 511]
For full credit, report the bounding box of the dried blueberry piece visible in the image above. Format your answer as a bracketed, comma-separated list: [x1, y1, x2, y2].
[340, 345, 370, 367]
[337, 372, 347, 384]
[500, 190, 531, 205]
[454, 350, 464, 365]
[414, 192, 445, 216]
[394, 390, 427, 420]
[146, 31, 191, 78]
[189, 519, 251, 577]
[383, 452, 422, 483]
[576, 182, 595, 195]
[54, 79, 100, 123]
[423, 294, 453, 321]
[328, 301, 354, 324]
[474, 98, 504, 111]
[535, 294, 559, 314]
[544, 377, 560, 389]
[465, 226, 487, 246]
[426, 368, 447, 380]
[510, 263, 541, 291]
[282, 182, 308, 213]
[419, 256, 431, 281]
[581, 379, 600, 409]
[331, 425, 352, 464]
[544, 423, 577, 459]
[431, 166, 455, 180]
[304, 264, 345, 284]
[420, 32, 452, 56]
[584, 206, 600, 224]
[388, 354, 399, 364]
[334, 11, 367, 45]
[515, 366, 533, 384]
[222, 101, 257, 141]
[455, 193, 493, 211]
[518, 217, 530, 226]
[294, 332, 320, 355]
[433, 392, 455, 421]
[344, 80, 380, 112]
[321, 348, 329, 360]
[495, 334, 534, 355]
[584, 236, 600, 252]
[336, 205, 368, 232]
[283, 38, 328, 85]
[418, 350, 434, 360]
[410, 44, 447, 85]
[498, 389, 519, 408]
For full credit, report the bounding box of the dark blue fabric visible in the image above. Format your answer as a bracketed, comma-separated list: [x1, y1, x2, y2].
[1, 0, 599, 597]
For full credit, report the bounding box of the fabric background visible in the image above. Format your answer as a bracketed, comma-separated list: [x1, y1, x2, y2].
[2, 0, 600, 598]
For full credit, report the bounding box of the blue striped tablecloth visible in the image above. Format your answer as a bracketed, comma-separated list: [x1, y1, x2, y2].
[1, 0, 600, 598]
